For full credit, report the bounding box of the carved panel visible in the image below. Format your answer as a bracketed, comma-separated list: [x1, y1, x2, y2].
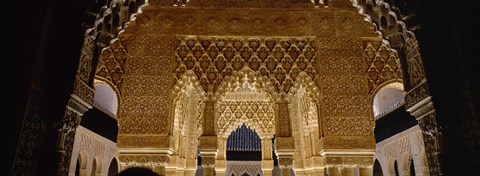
[122, 7, 376, 37]
[96, 39, 128, 92]
[276, 102, 292, 137]
[405, 81, 429, 110]
[203, 101, 216, 136]
[174, 36, 317, 94]
[117, 135, 173, 149]
[77, 32, 94, 83]
[72, 79, 94, 105]
[324, 156, 373, 167]
[363, 41, 403, 94]
[405, 37, 426, 87]
[322, 136, 375, 149]
[275, 137, 295, 150]
[217, 100, 275, 138]
[200, 136, 218, 149]
[418, 112, 442, 175]
[316, 37, 376, 136]
[119, 154, 169, 167]
[118, 35, 175, 135]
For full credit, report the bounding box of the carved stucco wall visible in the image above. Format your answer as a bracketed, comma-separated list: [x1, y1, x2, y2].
[375, 125, 428, 176]
[92, 1, 409, 172]
[69, 126, 118, 176]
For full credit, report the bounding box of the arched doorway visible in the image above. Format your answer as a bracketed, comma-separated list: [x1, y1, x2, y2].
[225, 124, 263, 176]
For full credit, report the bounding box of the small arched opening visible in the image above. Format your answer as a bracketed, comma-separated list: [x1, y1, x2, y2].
[373, 159, 383, 176]
[107, 157, 119, 176]
[226, 124, 263, 176]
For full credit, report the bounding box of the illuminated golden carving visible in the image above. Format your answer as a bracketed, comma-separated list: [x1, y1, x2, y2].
[174, 36, 317, 94]
[98, 2, 388, 171]
[96, 39, 127, 92]
[363, 41, 403, 94]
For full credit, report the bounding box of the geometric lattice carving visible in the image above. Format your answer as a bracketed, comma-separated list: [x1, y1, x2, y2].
[215, 69, 276, 139]
[96, 39, 127, 92]
[364, 41, 402, 94]
[174, 36, 317, 94]
[217, 100, 275, 139]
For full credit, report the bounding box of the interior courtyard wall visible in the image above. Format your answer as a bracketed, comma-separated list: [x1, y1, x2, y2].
[69, 126, 118, 176]
[375, 125, 428, 176]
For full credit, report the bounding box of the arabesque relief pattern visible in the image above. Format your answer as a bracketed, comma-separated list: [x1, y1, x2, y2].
[96, 39, 128, 92]
[97, 2, 393, 173]
[363, 41, 402, 94]
[174, 36, 317, 94]
[317, 37, 375, 138]
[118, 35, 176, 135]
[217, 101, 275, 138]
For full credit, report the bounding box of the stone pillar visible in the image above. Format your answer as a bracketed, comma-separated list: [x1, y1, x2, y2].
[215, 137, 227, 176]
[326, 166, 341, 176]
[262, 138, 274, 176]
[200, 135, 218, 176]
[200, 99, 219, 176]
[359, 167, 373, 176]
[275, 137, 295, 176]
[342, 166, 355, 176]
[405, 81, 442, 175]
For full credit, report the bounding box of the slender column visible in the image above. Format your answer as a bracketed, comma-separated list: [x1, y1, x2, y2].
[215, 137, 226, 176]
[275, 100, 294, 176]
[359, 167, 373, 176]
[200, 135, 218, 176]
[262, 138, 274, 176]
[342, 166, 355, 176]
[200, 99, 218, 176]
[326, 166, 341, 176]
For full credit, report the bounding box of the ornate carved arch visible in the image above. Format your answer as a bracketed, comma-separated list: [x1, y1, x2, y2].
[287, 71, 321, 102]
[171, 70, 206, 141]
[93, 78, 122, 116]
[215, 67, 277, 139]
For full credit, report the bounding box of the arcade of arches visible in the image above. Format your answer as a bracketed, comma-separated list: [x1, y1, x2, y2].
[14, 0, 480, 176]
